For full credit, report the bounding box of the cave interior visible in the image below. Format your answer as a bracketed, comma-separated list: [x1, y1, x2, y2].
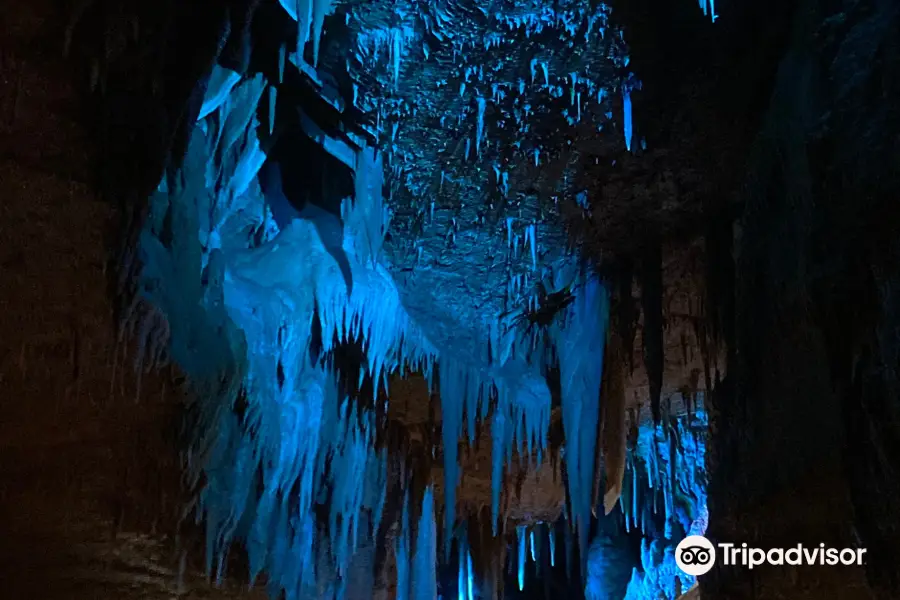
[1, 0, 899, 598]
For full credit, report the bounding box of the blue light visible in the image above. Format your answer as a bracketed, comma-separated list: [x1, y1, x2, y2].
[518, 525, 527, 591]
[123, 1, 697, 598]
[586, 403, 709, 600]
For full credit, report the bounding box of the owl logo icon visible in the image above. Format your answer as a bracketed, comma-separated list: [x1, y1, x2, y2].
[676, 536, 716, 576]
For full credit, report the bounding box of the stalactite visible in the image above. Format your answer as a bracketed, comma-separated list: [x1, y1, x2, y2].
[640, 240, 664, 424]
[466, 548, 475, 600]
[622, 86, 633, 152]
[311, 0, 334, 67]
[411, 487, 437, 600]
[548, 522, 556, 567]
[490, 390, 510, 534]
[396, 490, 411, 600]
[440, 360, 464, 559]
[530, 529, 537, 563]
[705, 214, 735, 352]
[458, 556, 465, 599]
[517, 524, 527, 590]
[601, 327, 627, 515]
[608, 404, 707, 600]
[617, 259, 637, 374]
[553, 276, 610, 574]
[458, 534, 470, 600]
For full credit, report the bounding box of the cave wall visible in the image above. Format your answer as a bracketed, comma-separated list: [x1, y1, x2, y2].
[0, 3, 268, 598]
[702, 0, 900, 598]
[588, 0, 900, 597]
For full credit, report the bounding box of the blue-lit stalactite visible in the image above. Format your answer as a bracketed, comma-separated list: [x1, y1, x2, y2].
[491, 404, 706, 600]
[121, 0, 708, 598]
[699, 0, 718, 22]
[618, 404, 708, 599]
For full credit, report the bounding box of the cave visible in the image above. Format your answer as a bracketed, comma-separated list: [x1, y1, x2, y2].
[1, 0, 898, 599]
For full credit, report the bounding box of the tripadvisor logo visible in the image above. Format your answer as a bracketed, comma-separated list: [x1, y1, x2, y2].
[676, 536, 717, 576]
[675, 536, 867, 577]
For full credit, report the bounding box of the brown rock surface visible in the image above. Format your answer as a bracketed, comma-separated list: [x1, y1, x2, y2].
[0, 3, 260, 597]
